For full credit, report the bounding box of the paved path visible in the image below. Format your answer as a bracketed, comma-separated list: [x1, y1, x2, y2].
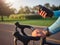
[0, 24, 60, 45]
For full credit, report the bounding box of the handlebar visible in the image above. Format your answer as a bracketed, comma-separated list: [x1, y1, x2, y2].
[14, 22, 44, 45]
[13, 22, 60, 45]
[15, 22, 35, 36]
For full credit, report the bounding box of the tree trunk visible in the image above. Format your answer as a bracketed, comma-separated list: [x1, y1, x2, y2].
[1, 16, 4, 21]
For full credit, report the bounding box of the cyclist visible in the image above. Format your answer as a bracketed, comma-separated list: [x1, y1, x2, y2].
[32, 6, 60, 37]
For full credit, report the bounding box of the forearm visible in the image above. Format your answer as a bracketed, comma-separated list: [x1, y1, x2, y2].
[48, 17, 60, 34]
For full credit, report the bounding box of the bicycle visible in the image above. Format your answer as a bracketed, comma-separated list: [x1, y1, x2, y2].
[13, 22, 60, 45]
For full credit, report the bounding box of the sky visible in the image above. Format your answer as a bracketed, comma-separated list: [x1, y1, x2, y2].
[5, 0, 60, 11]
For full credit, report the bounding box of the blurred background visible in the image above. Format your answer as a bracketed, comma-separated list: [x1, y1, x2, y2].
[0, 0, 60, 26]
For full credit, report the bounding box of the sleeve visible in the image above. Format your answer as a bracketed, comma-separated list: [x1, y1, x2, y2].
[48, 17, 60, 34]
[53, 11, 60, 17]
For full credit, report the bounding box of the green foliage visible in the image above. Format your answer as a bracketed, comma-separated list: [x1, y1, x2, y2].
[9, 14, 26, 20]
[25, 14, 42, 19]
[51, 5, 60, 11]
[0, 0, 15, 21]
[9, 14, 43, 20]
[0, 14, 58, 21]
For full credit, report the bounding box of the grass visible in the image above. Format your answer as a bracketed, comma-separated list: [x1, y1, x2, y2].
[0, 16, 57, 26]
[19, 19, 56, 26]
[0, 19, 57, 26]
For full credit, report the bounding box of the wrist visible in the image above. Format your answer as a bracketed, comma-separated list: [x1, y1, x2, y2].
[46, 29, 51, 36]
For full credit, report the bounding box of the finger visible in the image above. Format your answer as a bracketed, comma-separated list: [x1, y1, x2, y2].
[42, 31, 47, 35]
[37, 34, 42, 37]
[38, 9, 47, 18]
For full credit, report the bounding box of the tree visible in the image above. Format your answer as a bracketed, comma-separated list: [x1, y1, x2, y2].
[44, 3, 51, 9]
[58, 5, 60, 10]
[18, 6, 30, 14]
[18, 7, 25, 14]
[24, 6, 30, 14]
[51, 5, 60, 11]
[0, 0, 15, 21]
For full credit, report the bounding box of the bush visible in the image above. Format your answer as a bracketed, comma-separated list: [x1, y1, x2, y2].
[9, 14, 58, 21]
[9, 14, 26, 20]
[9, 14, 42, 20]
[25, 14, 42, 20]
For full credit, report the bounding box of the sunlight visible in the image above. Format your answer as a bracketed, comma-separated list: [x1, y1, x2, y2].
[6, 0, 15, 4]
[5, 0, 23, 11]
[5, 0, 34, 11]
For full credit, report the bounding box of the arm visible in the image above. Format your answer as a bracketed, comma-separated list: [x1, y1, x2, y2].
[48, 17, 60, 34]
[32, 17, 60, 37]
[38, 6, 60, 35]
[32, 5, 60, 37]
[53, 11, 60, 17]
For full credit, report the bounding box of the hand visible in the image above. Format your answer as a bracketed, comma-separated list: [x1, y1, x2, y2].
[38, 9, 47, 18]
[32, 29, 47, 37]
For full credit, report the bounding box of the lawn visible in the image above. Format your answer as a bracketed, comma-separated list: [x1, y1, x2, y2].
[0, 16, 57, 26]
[0, 19, 57, 26]
[19, 19, 56, 26]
